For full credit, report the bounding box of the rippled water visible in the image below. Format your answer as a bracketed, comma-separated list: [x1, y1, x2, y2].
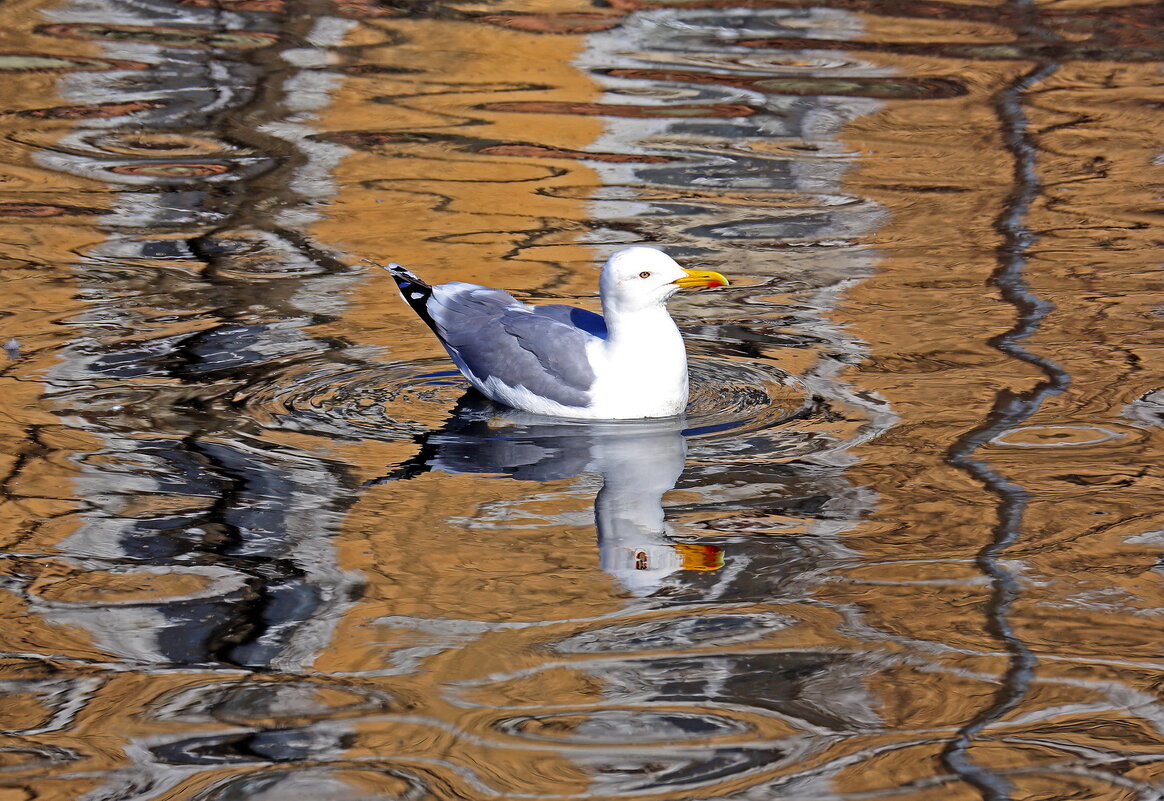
[0, 0, 1161, 799]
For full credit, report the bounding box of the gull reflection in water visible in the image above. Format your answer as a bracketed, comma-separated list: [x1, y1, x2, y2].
[371, 395, 721, 595]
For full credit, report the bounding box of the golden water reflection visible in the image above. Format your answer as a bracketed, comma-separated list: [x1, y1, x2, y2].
[0, 0, 1161, 799]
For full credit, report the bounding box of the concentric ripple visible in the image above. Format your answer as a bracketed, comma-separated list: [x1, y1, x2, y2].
[235, 355, 817, 458]
[495, 708, 752, 744]
[685, 356, 811, 439]
[234, 358, 469, 440]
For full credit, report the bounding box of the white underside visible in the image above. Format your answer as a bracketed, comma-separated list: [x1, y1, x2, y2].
[460, 367, 688, 420]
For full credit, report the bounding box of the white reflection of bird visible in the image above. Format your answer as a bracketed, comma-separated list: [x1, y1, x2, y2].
[382, 247, 728, 420]
[368, 403, 722, 597]
[592, 427, 700, 596]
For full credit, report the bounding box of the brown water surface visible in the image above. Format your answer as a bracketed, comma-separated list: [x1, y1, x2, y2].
[0, 0, 1161, 799]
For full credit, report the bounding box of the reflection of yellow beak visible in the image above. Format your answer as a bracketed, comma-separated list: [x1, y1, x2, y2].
[676, 543, 724, 571]
[672, 268, 729, 289]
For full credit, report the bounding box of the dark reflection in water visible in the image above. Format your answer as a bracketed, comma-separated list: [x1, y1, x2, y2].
[372, 398, 720, 595]
[366, 358, 866, 593]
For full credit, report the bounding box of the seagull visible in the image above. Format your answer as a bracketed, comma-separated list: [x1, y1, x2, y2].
[381, 247, 728, 419]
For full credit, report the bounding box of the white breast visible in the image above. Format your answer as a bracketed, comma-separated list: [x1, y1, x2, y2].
[585, 314, 689, 419]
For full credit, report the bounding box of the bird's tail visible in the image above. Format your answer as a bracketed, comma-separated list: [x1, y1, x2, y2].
[371, 259, 436, 328]
[383, 261, 426, 289]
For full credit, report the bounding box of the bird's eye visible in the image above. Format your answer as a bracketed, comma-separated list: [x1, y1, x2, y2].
[639, 271, 651, 279]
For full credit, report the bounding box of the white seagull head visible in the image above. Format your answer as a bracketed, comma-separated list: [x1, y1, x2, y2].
[599, 246, 729, 314]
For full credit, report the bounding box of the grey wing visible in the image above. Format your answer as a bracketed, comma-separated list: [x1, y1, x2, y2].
[427, 284, 599, 408]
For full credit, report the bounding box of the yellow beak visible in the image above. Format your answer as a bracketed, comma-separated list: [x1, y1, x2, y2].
[672, 268, 729, 289]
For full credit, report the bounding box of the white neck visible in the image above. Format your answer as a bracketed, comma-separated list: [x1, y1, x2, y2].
[602, 303, 681, 352]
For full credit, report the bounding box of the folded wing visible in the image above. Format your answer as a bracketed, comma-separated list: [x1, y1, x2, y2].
[426, 283, 603, 409]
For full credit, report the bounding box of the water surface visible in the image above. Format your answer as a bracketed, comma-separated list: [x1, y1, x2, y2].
[0, 0, 1161, 799]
